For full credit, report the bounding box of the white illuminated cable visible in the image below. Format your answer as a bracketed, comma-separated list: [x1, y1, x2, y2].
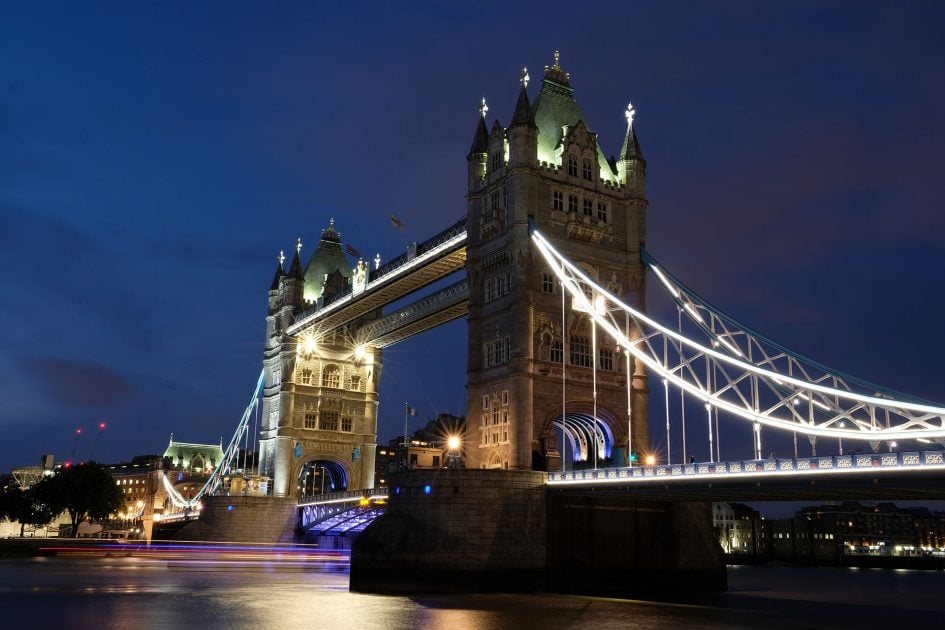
[531, 230, 945, 438]
[716, 336, 744, 358]
[650, 265, 679, 298]
[533, 230, 945, 417]
[683, 302, 705, 324]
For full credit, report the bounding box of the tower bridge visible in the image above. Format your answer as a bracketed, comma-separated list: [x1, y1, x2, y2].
[170, 52, 945, 595]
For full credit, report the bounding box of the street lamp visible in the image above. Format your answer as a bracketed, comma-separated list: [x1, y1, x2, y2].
[447, 435, 461, 469]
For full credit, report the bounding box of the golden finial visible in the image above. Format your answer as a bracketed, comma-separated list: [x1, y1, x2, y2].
[544, 50, 570, 83]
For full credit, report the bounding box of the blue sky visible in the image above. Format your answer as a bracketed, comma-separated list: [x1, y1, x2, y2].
[2, 1, 944, 504]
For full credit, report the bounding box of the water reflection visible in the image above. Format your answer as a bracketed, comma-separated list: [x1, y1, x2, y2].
[1, 546, 944, 629]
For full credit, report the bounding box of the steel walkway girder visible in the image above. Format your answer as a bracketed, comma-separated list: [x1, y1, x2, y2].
[294, 249, 466, 337]
[356, 279, 469, 348]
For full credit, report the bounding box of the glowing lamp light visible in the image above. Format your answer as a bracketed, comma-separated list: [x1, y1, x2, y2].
[300, 336, 317, 355]
[594, 295, 607, 315]
[359, 498, 370, 507]
[447, 436, 460, 451]
[354, 345, 366, 361]
[98, 422, 107, 430]
[645, 454, 656, 466]
[423, 485, 432, 495]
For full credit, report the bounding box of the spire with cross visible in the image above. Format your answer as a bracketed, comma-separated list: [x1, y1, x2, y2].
[296, 238, 302, 254]
[479, 96, 489, 119]
[625, 102, 635, 128]
[279, 250, 285, 267]
[520, 66, 529, 89]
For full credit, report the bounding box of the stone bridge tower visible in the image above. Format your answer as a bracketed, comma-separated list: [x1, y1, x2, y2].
[258, 221, 379, 497]
[465, 53, 649, 471]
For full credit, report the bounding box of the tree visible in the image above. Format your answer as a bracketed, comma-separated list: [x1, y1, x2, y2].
[42, 462, 124, 536]
[0, 483, 57, 537]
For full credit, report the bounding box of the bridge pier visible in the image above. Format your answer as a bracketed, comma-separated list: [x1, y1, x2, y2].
[351, 470, 726, 597]
[173, 496, 298, 543]
[546, 494, 726, 597]
[351, 469, 547, 593]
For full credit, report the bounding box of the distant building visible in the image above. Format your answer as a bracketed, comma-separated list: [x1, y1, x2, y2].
[713, 502, 762, 554]
[757, 501, 945, 560]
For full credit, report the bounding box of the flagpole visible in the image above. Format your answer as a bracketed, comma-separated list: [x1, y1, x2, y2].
[403, 403, 408, 447]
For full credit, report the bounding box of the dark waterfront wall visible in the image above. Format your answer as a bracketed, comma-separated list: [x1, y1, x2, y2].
[351, 469, 727, 596]
[546, 494, 727, 597]
[351, 469, 547, 593]
[174, 496, 297, 543]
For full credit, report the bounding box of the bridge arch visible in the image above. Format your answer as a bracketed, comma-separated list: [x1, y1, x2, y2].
[540, 403, 623, 469]
[296, 456, 350, 497]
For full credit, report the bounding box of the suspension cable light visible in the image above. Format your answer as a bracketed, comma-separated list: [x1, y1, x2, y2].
[678, 307, 687, 464]
[591, 299, 600, 470]
[663, 377, 671, 465]
[706, 402, 714, 463]
[531, 227, 945, 444]
[561, 277, 567, 472]
[625, 310, 633, 466]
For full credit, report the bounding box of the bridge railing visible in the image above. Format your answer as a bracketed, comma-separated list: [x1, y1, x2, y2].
[547, 450, 945, 483]
[297, 486, 388, 507]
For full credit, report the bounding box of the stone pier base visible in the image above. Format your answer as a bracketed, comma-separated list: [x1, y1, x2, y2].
[546, 494, 727, 598]
[351, 469, 726, 597]
[173, 496, 298, 543]
[351, 469, 547, 593]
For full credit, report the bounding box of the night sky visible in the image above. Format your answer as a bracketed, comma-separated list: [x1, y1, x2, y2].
[3, 1, 944, 501]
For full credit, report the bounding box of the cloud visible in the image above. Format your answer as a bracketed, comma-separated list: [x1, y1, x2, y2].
[24, 356, 136, 406]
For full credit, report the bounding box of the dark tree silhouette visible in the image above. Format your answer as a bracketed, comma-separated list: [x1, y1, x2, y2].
[0, 483, 57, 537]
[41, 462, 124, 536]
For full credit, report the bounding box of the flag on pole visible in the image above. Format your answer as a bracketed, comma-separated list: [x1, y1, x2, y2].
[391, 215, 405, 231]
[346, 244, 361, 258]
[406, 404, 418, 416]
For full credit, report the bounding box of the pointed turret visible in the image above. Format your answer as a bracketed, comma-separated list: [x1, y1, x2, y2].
[617, 102, 646, 196]
[276, 239, 305, 310]
[509, 67, 538, 168]
[269, 261, 284, 291]
[510, 75, 537, 129]
[468, 107, 489, 157]
[467, 98, 490, 190]
[288, 249, 303, 280]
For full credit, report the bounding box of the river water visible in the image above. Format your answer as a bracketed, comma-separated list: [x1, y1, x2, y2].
[0, 546, 943, 629]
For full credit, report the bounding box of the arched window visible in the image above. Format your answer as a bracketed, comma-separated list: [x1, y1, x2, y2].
[322, 365, 340, 388]
[582, 158, 592, 180]
[567, 154, 578, 177]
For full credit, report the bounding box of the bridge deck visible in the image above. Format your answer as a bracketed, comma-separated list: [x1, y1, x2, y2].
[547, 451, 945, 501]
